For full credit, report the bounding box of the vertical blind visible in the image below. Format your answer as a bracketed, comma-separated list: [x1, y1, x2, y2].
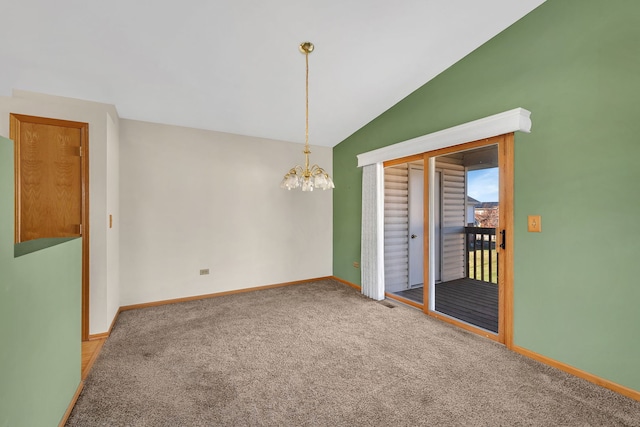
[437, 158, 466, 282]
[361, 163, 385, 300]
[383, 164, 409, 293]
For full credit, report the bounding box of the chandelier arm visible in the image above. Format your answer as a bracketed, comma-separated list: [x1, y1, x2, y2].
[309, 164, 324, 174]
[284, 165, 303, 176]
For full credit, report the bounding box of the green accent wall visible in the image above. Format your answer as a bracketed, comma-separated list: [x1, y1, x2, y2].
[333, 0, 640, 393]
[0, 136, 82, 427]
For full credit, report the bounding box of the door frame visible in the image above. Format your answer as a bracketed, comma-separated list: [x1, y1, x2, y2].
[10, 114, 90, 341]
[423, 134, 513, 345]
[359, 107, 530, 348]
[382, 134, 514, 345]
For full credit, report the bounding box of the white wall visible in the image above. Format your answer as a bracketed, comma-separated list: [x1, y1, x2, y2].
[119, 119, 333, 306]
[0, 90, 119, 335]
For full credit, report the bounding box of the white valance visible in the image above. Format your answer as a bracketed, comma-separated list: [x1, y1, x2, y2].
[357, 108, 531, 168]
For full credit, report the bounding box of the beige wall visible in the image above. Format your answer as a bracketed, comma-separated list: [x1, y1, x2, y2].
[118, 119, 333, 306]
[1, 90, 333, 329]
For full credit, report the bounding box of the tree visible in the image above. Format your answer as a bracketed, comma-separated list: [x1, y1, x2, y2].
[475, 207, 499, 228]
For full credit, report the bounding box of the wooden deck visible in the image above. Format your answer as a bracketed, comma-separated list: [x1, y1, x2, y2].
[392, 278, 498, 333]
[393, 287, 424, 304]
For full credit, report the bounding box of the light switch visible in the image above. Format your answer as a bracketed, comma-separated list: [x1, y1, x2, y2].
[528, 215, 541, 232]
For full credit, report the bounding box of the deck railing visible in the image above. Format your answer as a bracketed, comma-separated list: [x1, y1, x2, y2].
[465, 227, 498, 284]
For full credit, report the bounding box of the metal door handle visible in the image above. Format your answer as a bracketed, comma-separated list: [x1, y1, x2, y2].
[500, 230, 506, 250]
[411, 234, 417, 239]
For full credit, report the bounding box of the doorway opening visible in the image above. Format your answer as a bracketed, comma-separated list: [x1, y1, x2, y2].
[430, 145, 499, 333]
[10, 114, 90, 341]
[383, 160, 424, 306]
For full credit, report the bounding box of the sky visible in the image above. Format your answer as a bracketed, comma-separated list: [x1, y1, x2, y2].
[467, 167, 499, 202]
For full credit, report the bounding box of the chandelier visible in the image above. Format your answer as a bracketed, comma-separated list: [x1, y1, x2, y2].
[280, 42, 335, 191]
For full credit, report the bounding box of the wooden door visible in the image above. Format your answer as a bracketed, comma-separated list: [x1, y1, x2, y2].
[10, 114, 90, 339]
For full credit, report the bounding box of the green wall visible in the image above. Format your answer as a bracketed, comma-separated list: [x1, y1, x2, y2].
[0, 136, 82, 427]
[333, 0, 640, 393]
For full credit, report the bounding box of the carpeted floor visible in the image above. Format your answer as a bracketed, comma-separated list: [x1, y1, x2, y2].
[67, 279, 640, 426]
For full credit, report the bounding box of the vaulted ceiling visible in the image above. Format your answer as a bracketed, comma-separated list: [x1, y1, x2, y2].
[0, 0, 545, 147]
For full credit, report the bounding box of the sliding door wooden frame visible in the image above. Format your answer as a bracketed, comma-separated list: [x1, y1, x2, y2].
[500, 133, 515, 349]
[382, 134, 514, 345]
[421, 134, 513, 345]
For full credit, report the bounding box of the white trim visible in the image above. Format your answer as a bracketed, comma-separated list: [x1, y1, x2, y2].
[357, 108, 531, 167]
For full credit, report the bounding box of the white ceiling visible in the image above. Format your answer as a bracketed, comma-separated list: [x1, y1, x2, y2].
[0, 0, 545, 147]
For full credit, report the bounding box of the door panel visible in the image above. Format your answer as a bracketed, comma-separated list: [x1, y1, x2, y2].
[16, 121, 82, 241]
[425, 136, 511, 344]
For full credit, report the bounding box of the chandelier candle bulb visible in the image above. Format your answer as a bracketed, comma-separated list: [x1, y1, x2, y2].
[280, 41, 335, 191]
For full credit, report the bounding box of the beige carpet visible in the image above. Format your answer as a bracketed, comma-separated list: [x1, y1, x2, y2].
[67, 279, 640, 426]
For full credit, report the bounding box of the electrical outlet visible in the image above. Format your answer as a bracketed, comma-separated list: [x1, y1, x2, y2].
[199, 269, 210, 275]
[353, 262, 360, 268]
